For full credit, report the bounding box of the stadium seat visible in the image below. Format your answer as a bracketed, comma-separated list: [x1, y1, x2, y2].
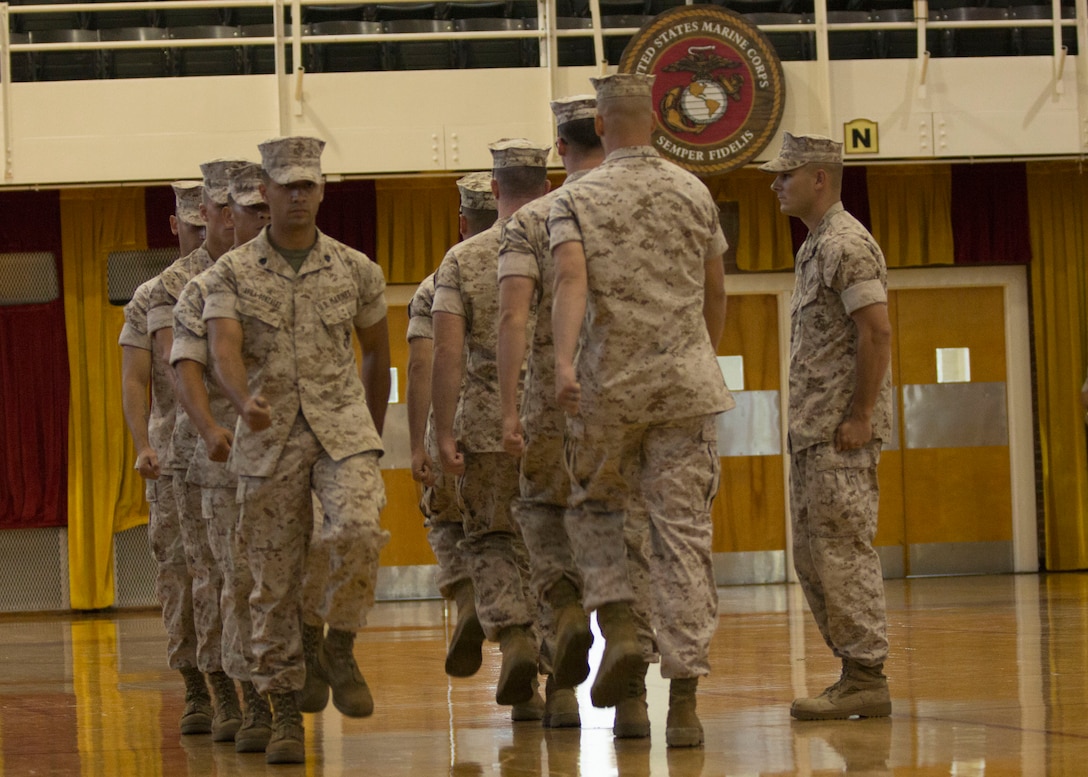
[455, 18, 529, 67]
[383, 19, 456, 69]
[310, 20, 383, 71]
[99, 26, 171, 78]
[28, 28, 99, 80]
[168, 25, 243, 76]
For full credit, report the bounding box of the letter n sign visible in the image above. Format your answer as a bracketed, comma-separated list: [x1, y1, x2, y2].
[843, 119, 878, 155]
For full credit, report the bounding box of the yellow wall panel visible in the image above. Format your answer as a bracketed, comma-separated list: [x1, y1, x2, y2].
[719, 293, 780, 391]
[876, 449, 906, 548]
[902, 447, 1013, 545]
[387, 304, 410, 395]
[895, 287, 1007, 384]
[711, 456, 787, 553]
[379, 469, 433, 567]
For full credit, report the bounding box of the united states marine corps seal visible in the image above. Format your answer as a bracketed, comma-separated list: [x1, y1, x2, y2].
[618, 5, 786, 175]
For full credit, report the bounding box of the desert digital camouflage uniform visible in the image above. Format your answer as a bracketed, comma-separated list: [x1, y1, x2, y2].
[201, 227, 390, 694]
[148, 246, 225, 673]
[497, 174, 658, 662]
[547, 145, 734, 679]
[788, 201, 892, 667]
[173, 274, 334, 683]
[406, 273, 471, 597]
[433, 219, 536, 643]
[119, 277, 197, 670]
[172, 273, 253, 682]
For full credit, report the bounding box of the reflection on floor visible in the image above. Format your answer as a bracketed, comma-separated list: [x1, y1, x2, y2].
[3, 573, 1088, 775]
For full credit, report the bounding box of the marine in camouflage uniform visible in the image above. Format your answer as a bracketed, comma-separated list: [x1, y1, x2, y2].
[406, 173, 498, 684]
[171, 161, 284, 752]
[496, 94, 658, 736]
[203, 136, 391, 765]
[119, 272, 208, 732]
[548, 74, 733, 748]
[148, 162, 244, 739]
[760, 131, 893, 721]
[408, 274, 470, 603]
[432, 141, 550, 711]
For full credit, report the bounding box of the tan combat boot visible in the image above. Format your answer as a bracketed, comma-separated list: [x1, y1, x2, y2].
[207, 670, 243, 742]
[511, 676, 546, 722]
[265, 691, 305, 765]
[543, 674, 580, 729]
[666, 677, 704, 747]
[234, 681, 273, 753]
[445, 579, 485, 678]
[547, 578, 593, 688]
[591, 602, 643, 709]
[790, 660, 891, 721]
[179, 667, 213, 735]
[300, 622, 330, 713]
[496, 625, 537, 706]
[613, 662, 650, 739]
[320, 628, 374, 717]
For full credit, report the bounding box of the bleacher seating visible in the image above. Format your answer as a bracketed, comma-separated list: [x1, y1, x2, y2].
[383, 18, 456, 69]
[240, 23, 314, 74]
[444, 2, 509, 19]
[155, 6, 228, 28]
[0, 0, 1078, 83]
[310, 20, 383, 71]
[936, 6, 1013, 57]
[304, 5, 368, 24]
[746, 12, 810, 60]
[88, 1, 154, 31]
[371, 3, 440, 21]
[168, 25, 244, 76]
[8, 32, 33, 81]
[455, 17, 529, 67]
[99, 26, 171, 78]
[601, 14, 653, 64]
[827, 10, 874, 58]
[28, 28, 99, 80]
[12, 0, 87, 33]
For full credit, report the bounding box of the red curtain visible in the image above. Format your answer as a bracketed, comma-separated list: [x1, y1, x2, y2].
[951, 162, 1032, 264]
[0, 190, 68, 529]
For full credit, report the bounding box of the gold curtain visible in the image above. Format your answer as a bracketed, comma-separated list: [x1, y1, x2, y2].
[705, 169, 796, 272]
[62, 188, 149, 610]
[374, 177, 461, 284]
[1026, 161, 1088, 570]
[866, 164, 955, 267]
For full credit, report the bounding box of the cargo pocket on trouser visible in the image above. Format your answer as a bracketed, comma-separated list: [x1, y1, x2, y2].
[808, 443, 880, 540]
[700, 415, 721, 512]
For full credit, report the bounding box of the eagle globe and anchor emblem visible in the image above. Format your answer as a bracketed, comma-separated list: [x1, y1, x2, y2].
[617, 4, 786, 175]
[660, 45, 744, 135]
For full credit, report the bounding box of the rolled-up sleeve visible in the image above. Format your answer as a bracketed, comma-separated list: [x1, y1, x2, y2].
[548, 191, 583, 250]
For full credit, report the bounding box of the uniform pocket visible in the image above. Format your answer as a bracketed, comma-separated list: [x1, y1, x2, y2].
[700, 416, 721, 511]
[237, 296, 284, 361]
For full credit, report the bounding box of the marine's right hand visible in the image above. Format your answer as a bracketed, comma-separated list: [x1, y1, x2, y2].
[135, 446, 160, 480]
[242, 395, 272, 431]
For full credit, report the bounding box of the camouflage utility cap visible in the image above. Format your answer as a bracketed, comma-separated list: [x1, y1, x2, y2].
[171, 180, 206, 227]
[591, 73, 654, 101]
[551, 94, 596, 126]
[229, 162, 265, 207]
[489, 138, 549, 169]
[457, 172, 495, 211]
[200, 159, 245, 206]
[259, 135, 326, 185]
[759, 132, 843, 173]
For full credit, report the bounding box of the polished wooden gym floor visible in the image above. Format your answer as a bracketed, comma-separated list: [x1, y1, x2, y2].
[3, 572, 1088, 775]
